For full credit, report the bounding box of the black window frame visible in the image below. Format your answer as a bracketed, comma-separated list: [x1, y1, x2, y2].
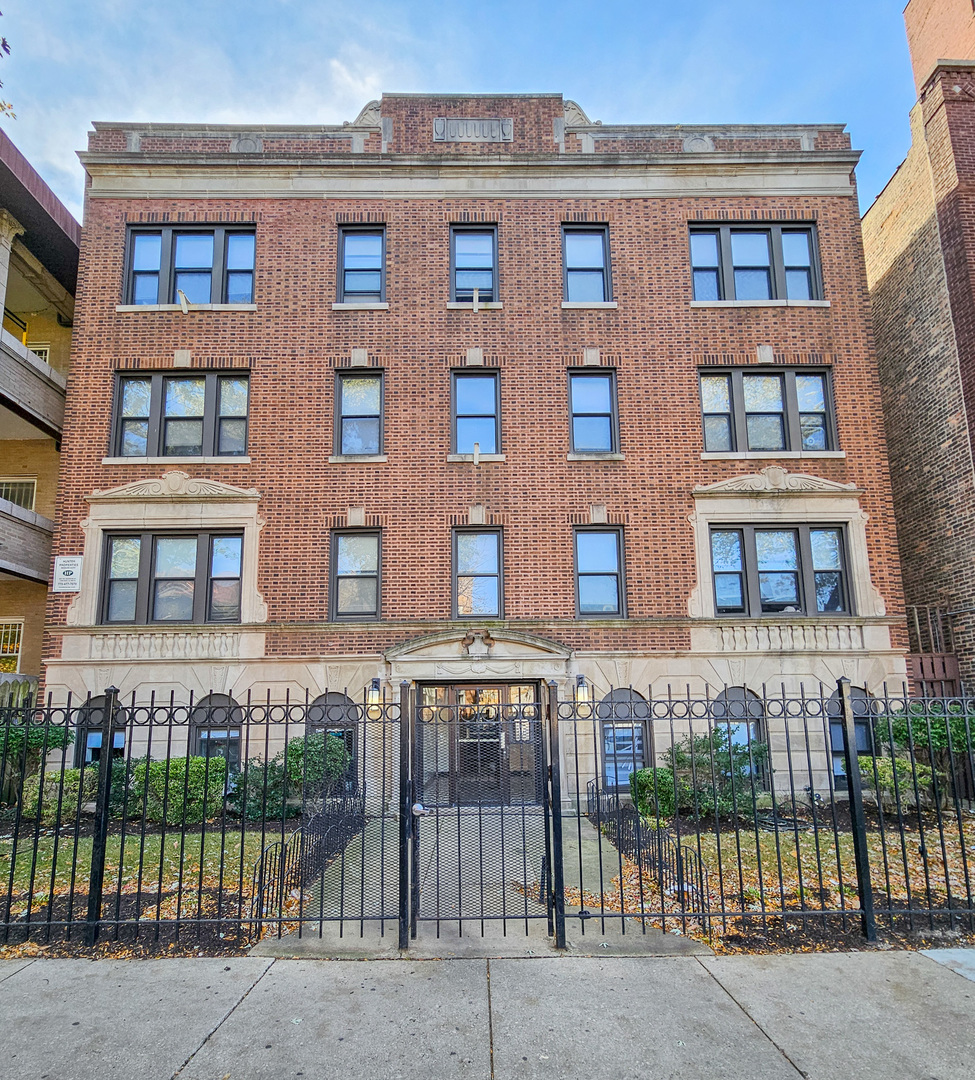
[568, 369, 620, 454]
[100, 530, 244, 626]
[689, 224, 823, 302]
[709, 524, 852, 618]
[73, 695, 127, 769]
[699, 367, 836, 454]
[329, 530, 382, 622]
[573, 527, 626, 619]
[124, 225, 256, 306]
[190, 694, 243, 776]
[597, 689, 650, 791]
[450, 225, 498, 303]
[452, 528, 503, 620]
[337, 226, 386, 303]
[334, 370, 384, 456]
[112, 371, 249, 459]
[827, 687, 877, 791]
[562, 225, 612, 302]
[451, 369, 501, 455]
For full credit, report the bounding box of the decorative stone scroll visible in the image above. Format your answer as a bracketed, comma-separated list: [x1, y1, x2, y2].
[433, 118, 513, 143]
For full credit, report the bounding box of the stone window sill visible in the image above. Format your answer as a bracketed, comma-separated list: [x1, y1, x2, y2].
[115, 303, 258, 313]
[446, 302, 504, 311]
[101, 456, 251, 465]
[566, 452, 625, 461]
[328, 455, 389, 464]
[690, 299, 830, 309]
[331, 302, 389, 311]
[446, 453, 506, 463]
[700, 451, 845, 460]
[561, 301, 618, 309]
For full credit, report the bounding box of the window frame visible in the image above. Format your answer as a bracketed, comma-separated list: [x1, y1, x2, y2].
[112, 371, 249, 459]
[337, 226, 386, 304]
[562, 225, 612, 303]
[449, 225, 498, 303]
[708, 523, 852, 618]
[99, 530, 244, 626]
[699, 367, 836, 454]
[573, 527, 626, 619]
[451, 369, 501, 455]
[452, 528, 503, 620]
[190, 695, 243, 777]
[568, 369, 620, 454]
[333, 370, 384, 457]
[329, 530, 382, 622]
[124, 225, 256, 306]
[689, 224, 823, 302]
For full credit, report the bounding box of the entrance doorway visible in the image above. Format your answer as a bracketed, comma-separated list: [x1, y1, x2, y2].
[416, 683, 542, 806]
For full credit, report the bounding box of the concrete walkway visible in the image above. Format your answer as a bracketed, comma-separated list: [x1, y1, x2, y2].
[1, 948, 973, 1079]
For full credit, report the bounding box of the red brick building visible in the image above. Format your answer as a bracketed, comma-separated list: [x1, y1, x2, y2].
[862, 0, 975, 690]
[47, 93, 906, 788]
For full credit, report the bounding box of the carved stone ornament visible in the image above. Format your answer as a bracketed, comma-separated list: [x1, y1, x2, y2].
[230, 134, 263, 154]
[87, 471, 261, 503]
[352, 100, 381, 126]
[682, 134, 715, 153]
[462, 630, 495, 657]
[563, 100, 594, 126]
[693, 466, 860, 498]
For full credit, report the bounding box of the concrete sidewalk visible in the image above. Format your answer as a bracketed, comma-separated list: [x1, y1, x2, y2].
[1, 949, 973, 1080]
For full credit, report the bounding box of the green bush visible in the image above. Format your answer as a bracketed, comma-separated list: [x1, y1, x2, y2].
[20, 768, 98, 822]
[630, 766, 685, 818]
[131, 756, 227, 824]
[860, 754, 939, 810]
[228, 733, 352, 821]
[0, 720, 74, 779]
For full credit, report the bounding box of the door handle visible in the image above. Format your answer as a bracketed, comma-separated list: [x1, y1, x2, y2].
[412, 803, 433, 817]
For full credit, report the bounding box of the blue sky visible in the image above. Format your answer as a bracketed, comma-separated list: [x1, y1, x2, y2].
[3, 1, 916, 223]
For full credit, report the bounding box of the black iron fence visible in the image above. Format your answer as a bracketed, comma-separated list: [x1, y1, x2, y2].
[2, 679, 975, 952]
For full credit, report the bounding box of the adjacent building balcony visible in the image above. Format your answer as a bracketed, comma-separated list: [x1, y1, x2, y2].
[0, 495, 53, 583]
[0, 327, 66, 439]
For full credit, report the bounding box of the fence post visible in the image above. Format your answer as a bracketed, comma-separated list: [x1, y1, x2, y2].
[397, 680, 411, 951]
[547, 681, 567, 949]
[84, 685, 119, 947]
[837, 677, 877, 942]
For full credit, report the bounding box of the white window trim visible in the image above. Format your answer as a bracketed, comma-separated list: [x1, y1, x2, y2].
[687, 466, 885, 620]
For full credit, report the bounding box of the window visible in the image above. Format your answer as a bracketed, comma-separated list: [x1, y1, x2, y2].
[710, 525, 849, 617]
[190, 694, 243, 775]
[569, 371, 618, 453]
[453, 530, 502, 618]
[575, 529, 625, 618]
[114, 373, 248, 458]
[330, 532, 380, 620]
[452, 371, 500, 454]
[0, 621, 22, 674]
[335, 372, 382, 456]
[338, 228, 384, 303]
[102, 532, 243, 625]
[451, 227, 497, 302]
[126, 227, 255, 305]
[712, 687, 768, 785]
[0, 479, 36, 510]
[700, 369, 834, 453]
[563, 227, 610, 302]
[74, 696, 126, 768]
[690, 225, 821, 301]
[308, 692, 359, 792]
[597, 689, 649, 789]
[827, 687, 876, 790]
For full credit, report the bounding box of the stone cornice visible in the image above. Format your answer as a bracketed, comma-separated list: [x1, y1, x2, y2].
[87, 469, 260, 503]
[693, 466, 862, 498]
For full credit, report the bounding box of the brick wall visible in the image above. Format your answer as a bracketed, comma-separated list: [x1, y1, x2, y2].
[0, 578, 46, 675]
[906, 0, 975, 91]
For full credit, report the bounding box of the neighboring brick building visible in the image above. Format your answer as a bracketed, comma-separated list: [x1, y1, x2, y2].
[862, 0, 975, 690]
[47, 93, 906, 789]
[0, 131, 78, 698]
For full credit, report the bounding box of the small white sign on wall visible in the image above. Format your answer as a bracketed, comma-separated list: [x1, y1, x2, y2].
[53, 556, 83, 592]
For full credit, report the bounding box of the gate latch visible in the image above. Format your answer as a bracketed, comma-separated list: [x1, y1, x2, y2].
[412, 803, 434, 817]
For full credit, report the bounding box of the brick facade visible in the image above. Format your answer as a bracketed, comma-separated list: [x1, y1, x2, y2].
[46, 94, 906, 722]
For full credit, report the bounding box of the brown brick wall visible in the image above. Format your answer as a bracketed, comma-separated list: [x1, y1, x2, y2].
[0, 578, 47, 675]
[0, 439, 60, 518]
[906, 0, 975, 91]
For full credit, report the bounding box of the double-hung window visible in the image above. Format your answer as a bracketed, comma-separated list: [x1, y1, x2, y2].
[453, 531, 502, 618]
[114, 373, 248, 457]
[330, 532, 381, 620]
[338, 228, 385, 303]
[575, 529, 625, 618]
[700, 369, 834, 453]
[710, 525, 849, 617]
[126, 227, 256, 305]
[690, 225, 821, 301]
[453, 371, 500, 454]
[563, 227, 611, 302]
[569, 371, 619, 453]
[335, 372, 383, 456]
[451, 227, 497, 302]
[102, 532, 243, 625]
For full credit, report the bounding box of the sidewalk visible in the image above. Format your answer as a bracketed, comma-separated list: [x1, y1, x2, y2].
[1, 947, 973, 1079]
